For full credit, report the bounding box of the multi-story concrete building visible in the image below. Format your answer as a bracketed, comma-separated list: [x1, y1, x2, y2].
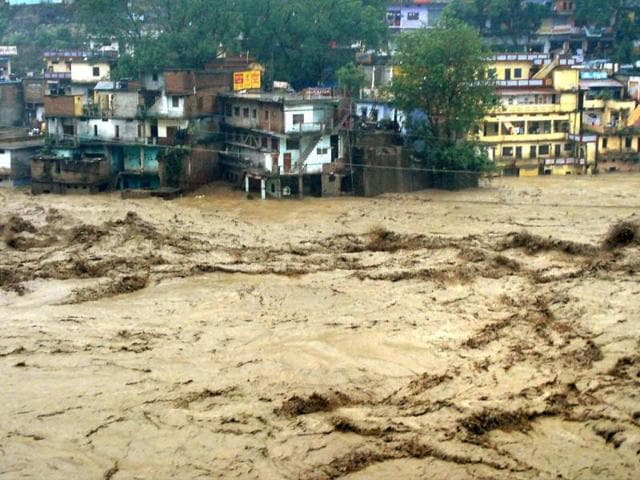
[42, 66, 233, 193]
[218, 91, 348, 198]
[580, 72, 640, 173]
[385, 1, 449, 32]
[477, 54, 586, 176]
[477, 53, 640, 176]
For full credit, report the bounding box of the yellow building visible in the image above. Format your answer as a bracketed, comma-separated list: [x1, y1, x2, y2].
[580, 77, 640, 173]
[477, 54, 586, 176]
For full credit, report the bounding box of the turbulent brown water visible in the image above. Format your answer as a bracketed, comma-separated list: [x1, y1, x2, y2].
[1, 175, 639, 479]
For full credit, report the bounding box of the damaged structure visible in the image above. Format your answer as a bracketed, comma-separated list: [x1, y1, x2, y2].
[218, 90, 350, 198]
[40, 50, 242, 194]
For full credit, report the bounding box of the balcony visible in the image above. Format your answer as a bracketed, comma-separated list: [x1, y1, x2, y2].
[286, 122, 330, 135]
[494, 104, 570, 115]
[44, 72, 71, 81]
[481, 132, 569, 143]
[496, 79, 552, 88]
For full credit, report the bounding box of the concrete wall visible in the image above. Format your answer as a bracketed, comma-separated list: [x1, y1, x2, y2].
[158, 146, 219, 191]
[0, 83, 24, 127]
[352, 146, 429, 197]
[223, 98, 284, 133]
[32, 156, 110, 193]
[0, 148, 11, 169]
[70, 62, 110, 83]
[284, 104, 333, 133]
[77, 118, 142, 142]
[44, 95, 83, 117]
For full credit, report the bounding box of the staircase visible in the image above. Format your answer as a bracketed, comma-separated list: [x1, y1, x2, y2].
[626, 104, 640, 128]
[295, 133, 323, 173]
[296, 109, 353, 173]
[533, 56, 559, 80]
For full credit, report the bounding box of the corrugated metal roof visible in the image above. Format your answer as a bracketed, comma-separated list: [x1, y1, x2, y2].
[579, 79, 623, 89]
[94, 81, 116, 91]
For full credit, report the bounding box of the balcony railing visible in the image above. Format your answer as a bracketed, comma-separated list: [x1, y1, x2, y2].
[481, 132, 569, 143]
[496, 79, 552, 88]
[286, 122, 330, 134]
[44, 72, 71, 80]
[493, 104, 568, 114]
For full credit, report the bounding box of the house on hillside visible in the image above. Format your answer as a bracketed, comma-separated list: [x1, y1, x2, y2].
[477, 53, 586, 176]
[218, 90, 349, 198]
[43, 65, 233, 193]
[0, 128, 44, 187]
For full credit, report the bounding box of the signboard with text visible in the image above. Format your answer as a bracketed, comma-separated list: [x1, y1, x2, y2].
[233, 70, 261, 91]
[0, 46, 18, 56]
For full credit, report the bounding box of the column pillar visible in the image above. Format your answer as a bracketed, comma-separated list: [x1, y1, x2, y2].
[261, 178, 266, 200]
[244, 175, 249, 193]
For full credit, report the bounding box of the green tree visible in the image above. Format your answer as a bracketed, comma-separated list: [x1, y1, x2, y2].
[76, 0, 242, 77]
[575, 0, 640, 63]
[446, 0, 550, 51]
[238, 0, 387, 88]
[337, 62, 366, 97]
[389, 19, 498, 173]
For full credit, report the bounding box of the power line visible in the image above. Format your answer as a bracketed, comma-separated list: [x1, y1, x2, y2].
[46, 133, 591, 176]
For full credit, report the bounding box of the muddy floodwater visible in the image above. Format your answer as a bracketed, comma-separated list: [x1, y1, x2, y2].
[1, 175, 640, 479]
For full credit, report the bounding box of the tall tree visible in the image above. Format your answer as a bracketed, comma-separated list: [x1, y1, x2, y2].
[446, 0, 550, 51]
[389, 19, 498, 173]
[76, 0, 242, 76]
[238, 0, 387, 88]
[575, 0, 640, 62]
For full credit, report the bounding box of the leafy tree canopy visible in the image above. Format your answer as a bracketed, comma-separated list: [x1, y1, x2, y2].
[575, 0, 640, 63]
[337, 62, 366, 97]
[389, 19, 498, 172]
[75, 0, 387, 86]
[446, 0, 550, 50]
[237, 0, 388, 88]
[76, 0, 242, 77]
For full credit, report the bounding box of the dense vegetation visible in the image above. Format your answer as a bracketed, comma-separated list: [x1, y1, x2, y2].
[2, 1, 640, 81]
[389, 19, 498, 173]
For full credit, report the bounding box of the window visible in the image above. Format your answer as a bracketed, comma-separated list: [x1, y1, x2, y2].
[530, 146, 537, 158]
[234, 106, 240, 116]
[94, 125, 98, 137]
[93, 66, 100, 77]
[625, 137, 632, 149]
[316, 147, 329, 155]
[152, 73, 159, 82]
[252, 109, 257, 119]
[292, 114, 305, 124]
[286, 138, 300, 150]
[261, 137, 268, 149]
[503, 147, 513, 157]
[225, 104, 232, 116]
[539, 145, 550, 156]
[602, 138, 608, 149]
[243, 107, 249, 118]
[115, 125, 120, 139]
[407, 11, 419, 20]
[172, 96, 180, 108]
[514, 68, 522, 79]
[271, 138, 279, 151]
[564, 143, 573, 152]
[0, 149, 5, 154]
[504, 68, 511, 81]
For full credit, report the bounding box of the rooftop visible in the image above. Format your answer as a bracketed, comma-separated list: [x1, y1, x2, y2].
[220, 91, 339, 106]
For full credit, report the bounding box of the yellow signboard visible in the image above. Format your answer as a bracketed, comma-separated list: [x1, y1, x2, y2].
[233, 70, 261, 91]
